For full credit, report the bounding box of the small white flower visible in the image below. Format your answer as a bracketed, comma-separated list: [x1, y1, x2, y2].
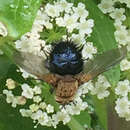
[90, 75, 111, 99]
[11, 97, 18, 108]
[35, 10, 49, 25]
[37, 111, 49, 125]
[72, 101, 88, 115]
[78, 19, 94, 36]
[79, 81, 94, 95]
[31, 21, 43, 33]
[80, 102, 88, 111]
[3, 89, 14, 103]
[33, 96, 42, 103]
[114, 28, 128, 46]
[58, 0, 73, 13]
[73, 2, 89, 19]
[6, 78, 16, 89]
[33, 86, 41, 95]
[71, 104, 81, 115]
[56, 110, 71, 125]
[115, 97, 130, 116]
[29, 104, 39, 112]
[0, 22, 8, 37]
[16, 96, 26, 105]
[91, 85, 110, 99]
[114, 20, 126, 31]
[82, 42, 97, 59]
[56, 17, 65, 27]
[34, 9, 53, 30]
[39, 102, 47, 110]
[64, 104, 73, 115]
[46, 104, 54, 113]
[71, 33, 86, 45]
[98, 0, 114, 14]
[45, 3, 60, 18]
[3, 90, 19, 107]
[20, 109, 32, 117]
[51, 114, 59, 128]
[21, 84, 34, 99]
[31, 110, 43, 120]
[109, 8, 126, 21]
[64, 14, 78, 32]
[120, 59, 130, 71]
[97, 75, 110, 87]
[115, 80, 130, 96]
[44, 22, 53, 29]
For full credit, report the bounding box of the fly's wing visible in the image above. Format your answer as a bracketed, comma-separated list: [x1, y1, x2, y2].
[83, 46, 127, 80]
[13, 51, 49, 77]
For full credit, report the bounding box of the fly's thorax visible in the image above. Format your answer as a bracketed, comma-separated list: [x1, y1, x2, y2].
[48, 41, 83, 75]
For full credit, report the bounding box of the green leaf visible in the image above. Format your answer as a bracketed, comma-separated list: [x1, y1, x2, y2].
[0, 98, 69, 130]
[67, 117, 85, 130]
[0, 0, 42, 39]
[0, 55, 13, 79]
[0, 72, 70, 130]
[73, 111, 91, 128]
[124, 8, 130, 28]
[84, 0, 120, 86]
[104, 65, 120, 87]
[41, 83, 60, 111]
[92, 96, 108, 130]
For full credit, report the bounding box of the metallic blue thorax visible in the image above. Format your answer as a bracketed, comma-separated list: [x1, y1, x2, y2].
[49, 41, 83, 75]
[52, 47, 78, 67]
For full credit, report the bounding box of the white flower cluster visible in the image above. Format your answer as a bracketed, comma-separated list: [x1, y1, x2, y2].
[98, 0, 115, 14]
[15, 32, 46, 56]
[89, 75, 111, 99]
[98, 0, 130, 72]
[115, 80, 130, 121]
[120, 59, 130, 71]
[3, 79, 26, 107]
[115, 80, 130, 96]
[3, 78, 90, 128]
[19, 82, 89, 128]
[4, 1, 97, 128]
[98, 0, 130, 122]
[82, 42, 97, 59]
[79, 75, 111, 100]
[48, 1, 94, 35]
[0, 22, 8, 37]
[15, 0, 96, 68]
